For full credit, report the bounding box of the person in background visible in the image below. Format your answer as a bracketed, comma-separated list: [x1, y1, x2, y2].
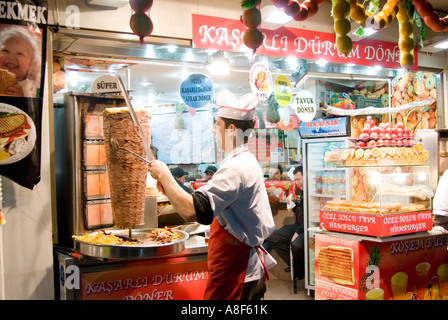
[433, 169, 448, 230]
[268, 164, 286, 181]
[266, 166, 304, 279]
[266, 164, 289, 206]
[204, 165, 217, 182]
[171, 167, 192, 194]
[149, 89, 276, 300]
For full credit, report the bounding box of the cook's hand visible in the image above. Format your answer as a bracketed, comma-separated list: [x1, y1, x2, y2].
[148, 160, 170, 181]
[5, 84, 24, 97]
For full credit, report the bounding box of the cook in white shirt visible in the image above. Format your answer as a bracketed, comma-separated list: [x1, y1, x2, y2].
[149, 89, 275, 300]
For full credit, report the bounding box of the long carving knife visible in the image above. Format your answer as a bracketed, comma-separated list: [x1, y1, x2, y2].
[116, 75, 155, 161]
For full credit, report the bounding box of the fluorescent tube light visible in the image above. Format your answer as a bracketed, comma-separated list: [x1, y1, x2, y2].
[363, 27, 377, 36]
[420, 36, 448, 53]
[86, 0, 128, 8]
[316, 59, 328, 67]
[264, 10, 293, 24]
[434, 40, 448, 49]
[205, 52, 232, 76]
[166, 45, 177, 53]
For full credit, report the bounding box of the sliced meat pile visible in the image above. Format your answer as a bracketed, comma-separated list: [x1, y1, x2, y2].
[103, 107, 152, 228]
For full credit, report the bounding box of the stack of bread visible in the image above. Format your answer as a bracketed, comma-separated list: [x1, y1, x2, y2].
[323, 199, 425, 214]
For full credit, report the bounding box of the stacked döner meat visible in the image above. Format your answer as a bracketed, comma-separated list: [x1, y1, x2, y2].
[103, 107, 151, 228]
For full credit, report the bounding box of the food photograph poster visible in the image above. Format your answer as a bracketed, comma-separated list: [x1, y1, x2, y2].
[0, 0, 48, 189]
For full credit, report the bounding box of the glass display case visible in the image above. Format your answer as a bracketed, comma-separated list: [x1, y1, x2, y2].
[320, 164, 432, 237]
[302, 137, 349, 291]
[303, 137, 433, 292]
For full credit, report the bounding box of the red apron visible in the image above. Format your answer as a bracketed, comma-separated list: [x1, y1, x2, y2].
[203, 218, 251, 300]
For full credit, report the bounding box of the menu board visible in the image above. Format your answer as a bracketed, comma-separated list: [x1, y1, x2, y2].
[151, 111, 215, 164]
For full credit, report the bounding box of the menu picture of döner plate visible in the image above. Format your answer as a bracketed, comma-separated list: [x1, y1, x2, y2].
[0, 102, 36, 164]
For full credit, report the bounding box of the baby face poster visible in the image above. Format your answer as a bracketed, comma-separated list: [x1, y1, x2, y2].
[0, 0, 47, 189]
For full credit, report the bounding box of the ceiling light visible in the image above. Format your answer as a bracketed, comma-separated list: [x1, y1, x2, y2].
[363, 27, 377, 36]
[420, 36, 448, 53]
[205, 52, 232, 76]
[435, 39, 448, 49]
[352, 27, 377, 38]
[316, 59, 328, 67]
[286, 57, 299, 70]
[396, 68, 406, 77]
[140, 81, 151, 87]
[166, 45, 177, 53]
[264, 9, 293, 24]
[86, 0, 128, 8]
[144, 45, 156, 59]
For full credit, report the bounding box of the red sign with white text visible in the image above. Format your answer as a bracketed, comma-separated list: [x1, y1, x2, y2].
[80, 257, 208, 300]
[192, 14, 418, 71]
[320, 210, 433, 237]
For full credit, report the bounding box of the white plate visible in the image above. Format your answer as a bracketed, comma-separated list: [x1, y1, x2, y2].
[0, 103, 36, 165]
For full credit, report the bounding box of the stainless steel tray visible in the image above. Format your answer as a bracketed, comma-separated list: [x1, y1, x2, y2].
[74, 228, 189, 259]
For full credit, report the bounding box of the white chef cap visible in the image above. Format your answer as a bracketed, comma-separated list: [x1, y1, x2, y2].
[216, 89, 259, 121]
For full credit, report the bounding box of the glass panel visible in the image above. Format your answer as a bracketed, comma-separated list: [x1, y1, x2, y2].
[305, 139, 348, 287]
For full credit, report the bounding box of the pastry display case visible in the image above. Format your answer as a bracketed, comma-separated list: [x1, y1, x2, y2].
[319, 163, 433, 237]
[319, 132, 433, 238]
[301, 125, 434, 292]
